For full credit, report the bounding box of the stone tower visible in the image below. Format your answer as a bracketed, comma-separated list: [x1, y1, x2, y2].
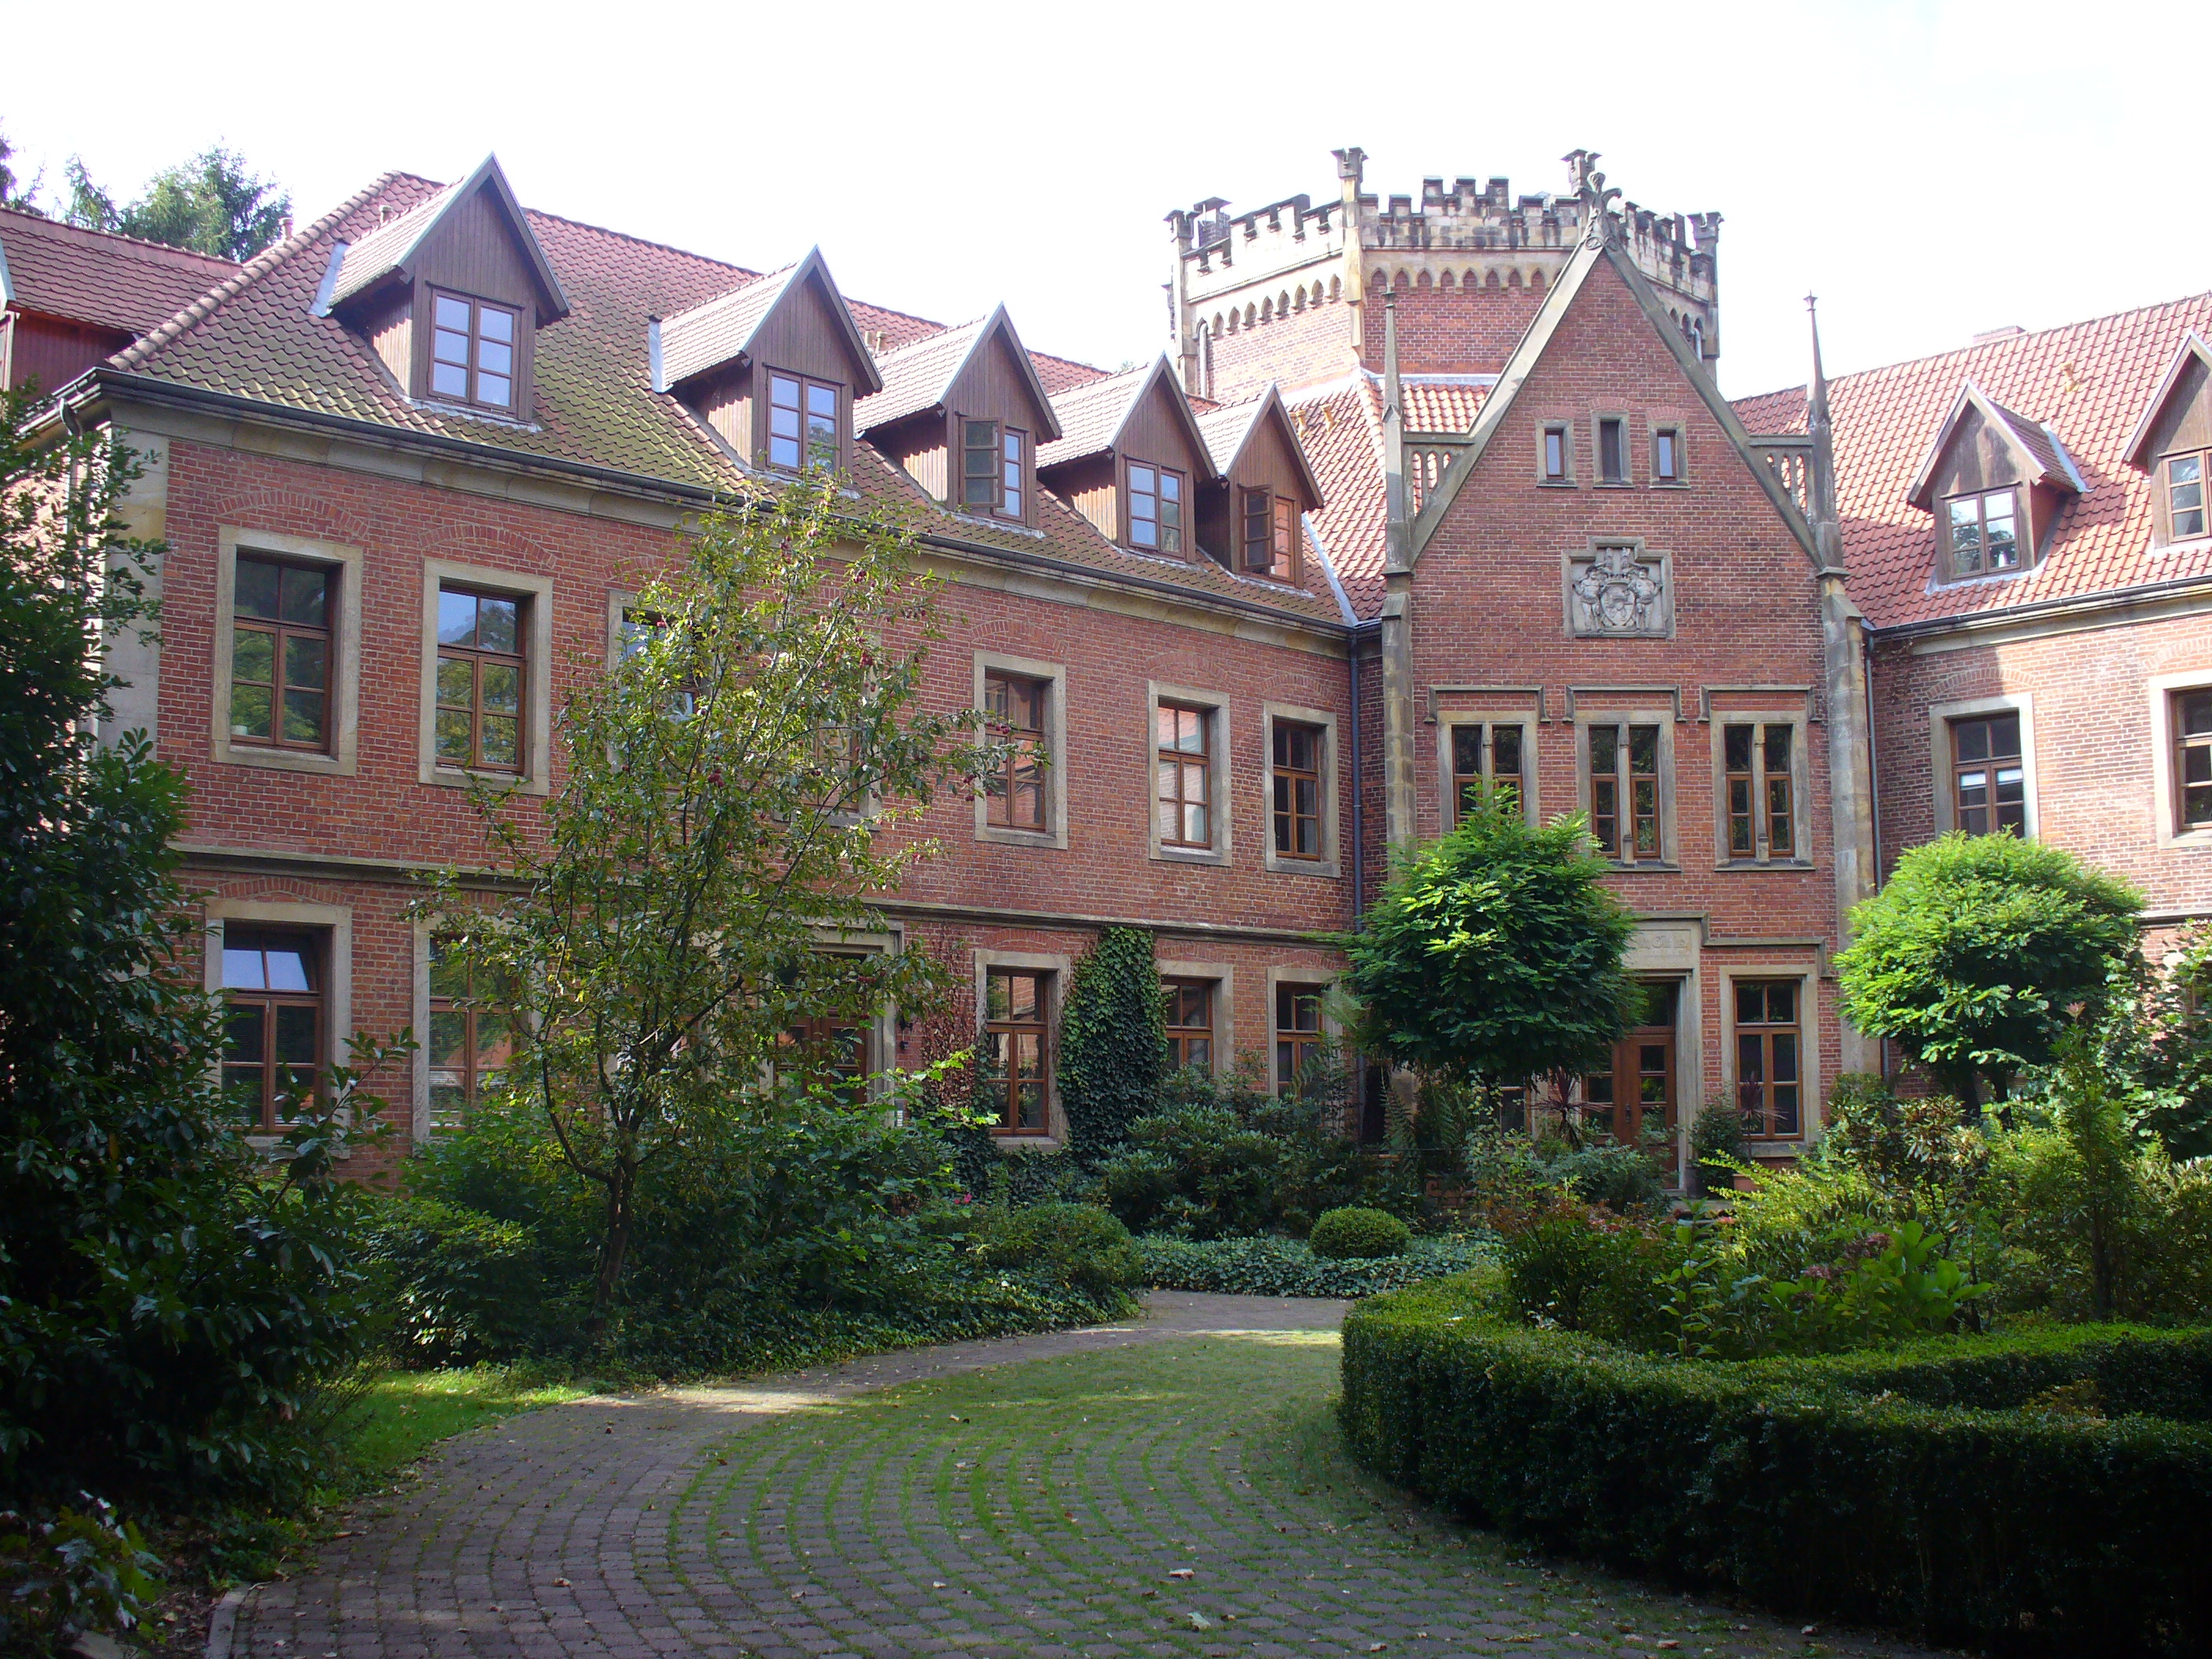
[1166, 147, 1722, 402]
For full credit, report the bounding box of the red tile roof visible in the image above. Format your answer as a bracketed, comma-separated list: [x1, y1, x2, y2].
[1035, 364, 1154, 468]
[856, 314, 989, 431]
[1735, 293, 2212, 628]
[0, 207, 236, 334]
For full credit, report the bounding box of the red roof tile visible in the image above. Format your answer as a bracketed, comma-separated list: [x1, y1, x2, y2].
[1035, 364, 1154, 468]
[0, 207, 236, 335]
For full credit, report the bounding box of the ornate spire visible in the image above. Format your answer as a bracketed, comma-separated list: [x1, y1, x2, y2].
[1806, 295, 1843, 563]
[1382, 291, 1409, 572]
[1563, 148, 1623, 248]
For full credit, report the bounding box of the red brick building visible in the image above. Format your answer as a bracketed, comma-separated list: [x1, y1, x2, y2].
[24, 145, 2201, 1182]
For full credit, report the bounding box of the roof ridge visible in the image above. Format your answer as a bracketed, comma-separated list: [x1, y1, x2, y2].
[0, 204, 240, 271]
[517, 201, 757, 276]
[1805, 290, 2212, 390]
[112, 170, 408, 375]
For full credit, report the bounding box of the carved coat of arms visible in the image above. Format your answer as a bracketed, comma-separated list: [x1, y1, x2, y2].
[1569, 544, 1668, 636]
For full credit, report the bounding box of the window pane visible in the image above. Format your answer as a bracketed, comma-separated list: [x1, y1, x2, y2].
[223, 1002, 265, 1058]
[1590, 724, 1618, 773]
[478, 597, 519, 653]
[1656, 430, 1677, 478]
[281, 688, 326, 746]
[274, 1002, 317, 1063]
[436, 709, 473, 762]
[229, 683, 273, 740]
[233, 625, 275, 687]
[478, 373, 512, 408]
[285, 633, 328, 691]
[222, 947, 267, 991]
[807, 383, 837, 418]
[2180, 690, 2212, 737]
[433, 327, 471, 365]
[771, 375, 800, 408]
[1990, 713, 2020, 758]
[1763, 725, 1791, 771]
[478, 306, 514, 344]
[481, 716, 519, 768]
[1735, 981, 1763, 1024]
[431, 361, 469, 398]
[1544, 428, 1565, 478]
[1724, 723, 1752, 771]
[264, 943, 312, 991]
[438, 656, 475, 709]
[478, 339, 514, 377]
[1628, 726, 1658, 775]
[481, 662, 520, 715]
[1491, 725, 1522, 778]
[1954, 719, 1989, 763]
[278, 566, 326, 626]
[435, 295, 471, 331]
[236, 557, 281, 619]
[1984, 493, 2019, 567]
[438, 590, 479, 646]
[429, 1009, 468, 1068]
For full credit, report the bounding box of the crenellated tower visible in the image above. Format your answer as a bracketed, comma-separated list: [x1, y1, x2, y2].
[1166, 147, 1721, 402]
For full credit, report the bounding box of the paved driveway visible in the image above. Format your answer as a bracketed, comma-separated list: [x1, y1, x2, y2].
[239, 1294, 1946, 1659]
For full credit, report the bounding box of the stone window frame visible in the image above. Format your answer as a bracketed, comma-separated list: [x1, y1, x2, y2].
[203, 896, 353, 1148]
[1928, 691, 2038, 839]
[210, 526, 364, 777]
[1265, 967, 1340, 1097]
[1435, 713, 1540, 828]
[1574, 705, 1679, 870]
[1536, 417, 1576, 486]
[1708, 705, 1815, 870]
[1591, 411, 1635, 488]
[2148, 669, 2212, 849]
[972, 650, 1068, 849]
[418, 558, 555, 795]
[1261, 701, 1342, 879]
[972, 947, 1072, 1149]
[1719, 964, 1822, 1146]
[1158, 958, 1236, 1079]
[1648, 417, 1689, 488]
[1145, 681, 1233, 868]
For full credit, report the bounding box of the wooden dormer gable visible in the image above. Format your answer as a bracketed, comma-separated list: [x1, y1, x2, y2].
[854, 306, 1061, 522]
[652, 247, 881, 473]
[1038, 357, 1216, 555]
[1193, 384, 1324, 581]
[2123, 332, 2212, 471]
[1905, 380, 2084, 577]
[320, 156, 568, 420]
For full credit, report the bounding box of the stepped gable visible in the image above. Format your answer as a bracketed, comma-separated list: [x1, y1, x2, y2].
[1735, 293, 2212, 629]
[0, 207, 237, 334]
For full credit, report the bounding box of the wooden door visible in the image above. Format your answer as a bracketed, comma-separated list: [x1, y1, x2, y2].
[1581, 980, 1678, 1148]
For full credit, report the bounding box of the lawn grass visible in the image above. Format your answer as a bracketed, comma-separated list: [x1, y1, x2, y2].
[339, 1367, 591, 1487]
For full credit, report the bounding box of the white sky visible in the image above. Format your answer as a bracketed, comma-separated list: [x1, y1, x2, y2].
[5, 0, 2204, 400]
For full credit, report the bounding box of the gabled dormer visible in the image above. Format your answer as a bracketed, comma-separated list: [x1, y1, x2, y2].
[652, 247, 881, 476]
[318, 156, 568, 422]
[1036, 357, 1217, 558]
[1193, 384, 1324, 582]
[2122, 332, 2212, 548]
[855, 305, 1062, 526]
[1905, 381, 2084, 582]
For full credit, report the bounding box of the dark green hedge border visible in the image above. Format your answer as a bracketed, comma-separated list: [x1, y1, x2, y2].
[1340, 1276, 2212, 1654]
[1137, 1236, 1484, 1298]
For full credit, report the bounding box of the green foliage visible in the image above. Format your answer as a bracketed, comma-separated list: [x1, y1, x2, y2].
[1135, 1236, 1488, 1297]
[1835, 833, 2143, 1104]
[1686, 1101, 1745, 1196]
[0, 1497, 162, 1653]
[359, 1197, 547, 1367]
[2131, 922, 2212, 1159]
[1536, 1133, 1668, 1215]
[1057, 927, 1164, 1155]
[0, 126, 38, 211]
[1094, 1105, 1288, 1238]
[1308, 1206, 1411, 1260]
[0, 393, 387, 1504]
[972, 1203, 1142, 1298]
[1337, 789, 1642, 1089]
[57, 145, 289, 261]
[421, 477, 1005, 1315]
[1341, 1279, 2212, 1653]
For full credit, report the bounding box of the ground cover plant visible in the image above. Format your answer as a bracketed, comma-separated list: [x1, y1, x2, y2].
[1136, 1235, 1484, 1297]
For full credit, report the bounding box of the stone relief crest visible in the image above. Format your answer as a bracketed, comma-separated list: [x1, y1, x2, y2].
[1568, 543, 1670, 637]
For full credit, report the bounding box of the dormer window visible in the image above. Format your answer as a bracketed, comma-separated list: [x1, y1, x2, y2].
[767, 371, 840, 471]
[2164, 451, 2207, 541]
[1129, 463, 1184, 555]
[430, 292, 520, 412]
[961, 419, 1027, 519]
[1946, 487, 2020, 578]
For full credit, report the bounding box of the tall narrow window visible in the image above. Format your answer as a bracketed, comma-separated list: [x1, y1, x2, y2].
[1736, 980, 1802, 1138]
[985, 969, 1049, 1133]
[1002, 428, 1025, 520]
[1588, 723, 1661, 862]
[767, 371, 840, 471]
[1598, 416, 1627, 483]
[781, 1000, 868, 1104]
[1272, 721, 1323, 859]
[1542, 424, 1569, 482]
[1946, 488, 2021, 577]
[983, 671, 1049, 832]
[1163, 979, 1214, 1073]
[1653, 427, 1682, 483]
[1242, 488, 1271, 570]
[428, 939, 514, 1129]
[230, 555, 332, 753]
[1723, 723, 1796, 859]
[2172, 688, 2212, 832]
[1951, 712, 2026, 835]
[1275, 983, 1325, 1097]
[221, 927, 324, 1131]
[962, 419, 999, 511]
[435, 588, 525, 774]
[1156, 703, 1211, 850]
[429, 291, 518, 411]
[2166, 452, 2207, 541]
[1449, 723, 1525, 825]
[1128, 463, 1183, 555]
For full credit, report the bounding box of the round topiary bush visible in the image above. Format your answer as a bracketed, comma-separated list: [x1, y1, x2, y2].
[975, 1203, 1143, 1298]
[1308, 1206, 1412, 1260]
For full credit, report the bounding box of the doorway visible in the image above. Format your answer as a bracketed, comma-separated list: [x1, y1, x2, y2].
[1581, 980, 1679, 1150]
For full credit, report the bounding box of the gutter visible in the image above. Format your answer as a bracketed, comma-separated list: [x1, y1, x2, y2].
[1870, 569, 2212, 643]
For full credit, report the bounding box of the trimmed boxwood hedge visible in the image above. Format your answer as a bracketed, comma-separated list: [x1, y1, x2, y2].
[1341, 1276, 2212, 1654]
[1137, 1236, 1483, 1298]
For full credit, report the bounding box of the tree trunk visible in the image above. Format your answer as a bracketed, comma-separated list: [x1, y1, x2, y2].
[591, 1160, 637, 1324]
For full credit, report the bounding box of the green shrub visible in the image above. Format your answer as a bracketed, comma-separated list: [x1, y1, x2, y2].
[1340, 1278, 2212, 1653]
[1057, 926, 1164, 1156]
[1686, 1102, 1745, 1196]
[1309, 1206, 1411, 1260]
[0, 1497, 161, 1653]
[1137, 1236, 1487, 1298]
[1094, 1106, 1289, 1237]
[1540, 1136, 1668, 1215]
[359, 1196, 550, 1366]
[974, 1203, 1142, 1298]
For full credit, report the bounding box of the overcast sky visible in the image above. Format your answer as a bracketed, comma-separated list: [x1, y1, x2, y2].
[5, 0, 2203, 400]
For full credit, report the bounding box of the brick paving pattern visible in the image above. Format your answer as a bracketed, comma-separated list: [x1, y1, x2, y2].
[240, 1295, 1950, 1659]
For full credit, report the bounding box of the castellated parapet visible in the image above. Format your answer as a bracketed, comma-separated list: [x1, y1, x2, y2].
[1166, 148, 1721, 403]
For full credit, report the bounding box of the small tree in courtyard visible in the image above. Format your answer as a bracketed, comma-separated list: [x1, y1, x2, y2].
[423, 478, 1007, 1320]
[1336, 790, 1643, 1102]
[1835, 833, 2142, 1109]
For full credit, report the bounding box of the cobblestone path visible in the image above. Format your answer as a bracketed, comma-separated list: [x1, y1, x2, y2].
[240, 1295, 1947, 1659]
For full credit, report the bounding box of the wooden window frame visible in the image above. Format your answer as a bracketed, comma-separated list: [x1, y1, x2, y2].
[1126, 460, 1185, 556]
[205, 899, 350, 1142]
[227, 553, 335, 756]
[1163, 977, 1217, 1075]
[1155, 700, 1214, 852]
[1943, 485, 2024, 580]
[1262, 703, 1339, 877]
[1273, 979, 1329, 1099]
[1580, 979, 1679, 1149]
[1270, 720, 1324, 863]
[2151, 673, 2212, 845]
[1146, 683, 1230, 866]
[1241, 487, 1271, 572]
[219, 925, 328, 1133]
[427, 937, 515, 1130]
[1594, 413, 1631, 485]
[1269, 495, 1298, 584]
[972, 652, 1067, 848]
[763, 367, 844, 474]
[1001, 427, 1027, 522]
[2162, 449, 2209, 544]
[980, 961, 1056, 1138]
[1949, 711, 2027, 837]
[983, 670, 1050, 833]
[434, 584, 528, 775]
[419, 560, 553, 793]
[426, 289, 522, 414]
[2177, 688, 2212, 833]
[1731, 977, 1805, 1141]
[1538, 420, 1574, 485]
[211, 529, 362, 777]
[1444, 720, 1531, 827]
[1583, 718, 1672, 866]
[961, 416, 1000, 515]
[1716, 714, 1806, 865]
